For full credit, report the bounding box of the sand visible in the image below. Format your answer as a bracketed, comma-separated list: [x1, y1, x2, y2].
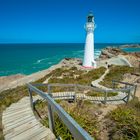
[0, 63, 62, 92]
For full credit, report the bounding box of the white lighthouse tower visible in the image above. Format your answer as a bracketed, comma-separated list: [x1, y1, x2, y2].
[83, 13, 96, 68]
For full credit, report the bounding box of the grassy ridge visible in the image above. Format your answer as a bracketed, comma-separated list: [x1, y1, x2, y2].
[100, 66, 135, 88]
[49, 67, 106, 85]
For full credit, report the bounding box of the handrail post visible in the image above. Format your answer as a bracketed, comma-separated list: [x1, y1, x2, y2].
[28, 88, 35, 110]
[74, 84, 77, 102]
[126, 89, 131, 104]
[133, 85, 137, 98]
[104, 90, 108, 104]
[47, 84, 55, 133]
[125, 84, 127, 89]
[112, 81, 115, 89]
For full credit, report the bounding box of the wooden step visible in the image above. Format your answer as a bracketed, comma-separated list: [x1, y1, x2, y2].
[2, 96, 55, 140]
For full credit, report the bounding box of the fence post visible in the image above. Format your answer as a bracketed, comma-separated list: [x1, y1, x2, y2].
[104, 90, 108, 104]
[133, 85, 137, 98]
[47, 84, 55, 133]
[126, 89, 131, 104]
[125, 84, 127, 89]
[74, 84, 77, 102]
[112, 81, 115, 89]
[28, 88, 35, 110]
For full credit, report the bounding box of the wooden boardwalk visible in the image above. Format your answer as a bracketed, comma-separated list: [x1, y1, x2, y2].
[2, 96, 55, 140]
[52, 91, 126, 104]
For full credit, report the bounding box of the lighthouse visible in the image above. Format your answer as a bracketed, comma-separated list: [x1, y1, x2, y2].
[83, 13, 96, 68]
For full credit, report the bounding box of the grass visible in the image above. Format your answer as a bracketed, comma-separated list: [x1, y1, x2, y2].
[0, 66, 105, 139]
[34, 97, 140, 140]
[35, 99, 99, 139]
[48, 67, 106, 85]
[0, 64, 139, 140]
[100, 65, 135, 88]
[49, 66, 106, 85]
[86, 91, 118, 97]
[106, 98, 140, 140]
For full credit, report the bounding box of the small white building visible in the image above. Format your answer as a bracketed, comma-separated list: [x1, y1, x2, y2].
[83, 13, 96, 68]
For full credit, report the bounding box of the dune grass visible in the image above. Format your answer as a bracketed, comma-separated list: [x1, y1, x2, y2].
[86, 91, 118, 97]
[100, 65, 135, 88]
[35, 99, 99, 139]
[106, 98, 140, 140]
[0, 66, 105, 139]
[0, 65, 139, 139]
[49, 66, 106, 85]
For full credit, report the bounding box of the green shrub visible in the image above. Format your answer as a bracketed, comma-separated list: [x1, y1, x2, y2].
[35, 100, 98, 139]
[106, 99, 140, 140]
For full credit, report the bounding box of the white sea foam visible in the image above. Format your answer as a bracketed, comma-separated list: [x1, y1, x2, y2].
[94, 50, 101, 58]
[35, 58, 49, 64]
[48, 62, 52, 64]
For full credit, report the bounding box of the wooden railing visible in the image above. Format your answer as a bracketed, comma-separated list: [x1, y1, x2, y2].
[27, 81, 136, 140]
[32, 81, 135, 104]
[27, 83, 93, 140]
[112, 80, 137, 98]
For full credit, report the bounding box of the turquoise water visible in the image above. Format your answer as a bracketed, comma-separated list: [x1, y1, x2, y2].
[0, 43, 139, 76]
[122, 47, 140, 52]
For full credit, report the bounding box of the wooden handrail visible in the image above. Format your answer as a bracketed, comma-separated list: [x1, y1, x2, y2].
[27, 83, 93, 140]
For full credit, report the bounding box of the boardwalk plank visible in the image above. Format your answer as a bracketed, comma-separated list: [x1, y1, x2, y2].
[2, 96, 55, 140]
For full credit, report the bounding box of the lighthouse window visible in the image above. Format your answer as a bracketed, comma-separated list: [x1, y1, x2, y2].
[88, 16, 93, 22]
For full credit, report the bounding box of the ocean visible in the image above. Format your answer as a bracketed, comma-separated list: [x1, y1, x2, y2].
[0, 43, 139, 76]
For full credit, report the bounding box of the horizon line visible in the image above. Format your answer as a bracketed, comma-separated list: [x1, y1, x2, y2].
[0, 42, 140, 44]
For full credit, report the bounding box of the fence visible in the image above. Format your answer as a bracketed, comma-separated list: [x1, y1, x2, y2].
[27, 83, 93, 140]
[32, 81, 136, 104]
[27, 81, 136, 139]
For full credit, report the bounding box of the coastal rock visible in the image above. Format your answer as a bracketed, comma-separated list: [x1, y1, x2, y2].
[137, 78, 140, 83]
[99, 47, 126, 59]
[119, 44, 140, 49]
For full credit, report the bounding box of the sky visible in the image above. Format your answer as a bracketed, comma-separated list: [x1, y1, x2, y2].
[0, 0, 140, 43]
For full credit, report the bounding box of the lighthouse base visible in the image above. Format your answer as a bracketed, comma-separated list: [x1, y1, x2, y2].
[82, 66, 94, 69]
[82, 60, 97, 69]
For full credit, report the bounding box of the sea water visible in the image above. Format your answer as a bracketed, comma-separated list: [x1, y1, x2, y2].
[0, 43, 139, 76]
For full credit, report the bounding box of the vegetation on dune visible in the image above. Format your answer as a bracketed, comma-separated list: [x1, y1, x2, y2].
[35, 98, 140, 140]
[48, 66, 106, 85]
[106, 98, 140, 140]
[0, 66, 106, 139]
[100, 65, 135, 88]
[35, 99, 99, 139]
[86, 91, 118, 97]
[0, 64, 139, 140]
